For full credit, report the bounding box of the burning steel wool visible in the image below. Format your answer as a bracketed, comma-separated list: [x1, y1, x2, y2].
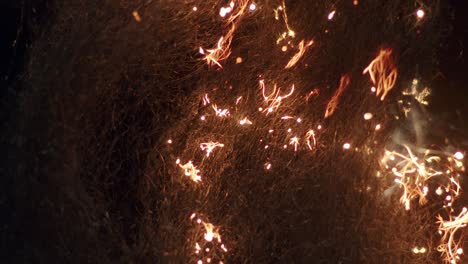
[12, 0, 467, 262]
[153, 1, 468, 263]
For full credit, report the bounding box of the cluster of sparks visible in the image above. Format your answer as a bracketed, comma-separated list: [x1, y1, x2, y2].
[380, 145, 466, 263]
[159, 1, 466, 263]
[190, 213, 227, 264]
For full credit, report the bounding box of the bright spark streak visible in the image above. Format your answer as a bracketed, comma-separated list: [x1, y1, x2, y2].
[363, 48, 397, 101]
[179, 161, 201, 182]
[305, 130, 317, 150]
[324, 74, 350, 118]
[285, 40, 314, 69]
[289, 136, 299, 152]
[200, 142, 224, 157]
[203, 94, 211, 105]
[328, 10, 336, 20]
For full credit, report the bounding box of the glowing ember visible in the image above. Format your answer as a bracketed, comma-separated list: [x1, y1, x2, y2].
[179, 161, 201, 182]
[363, 112, 373, 120]
[239, 117, 253, 125]
[132, 11, 141, 22]
[416, 9, 425, 19]
[454, 152, 464, 160]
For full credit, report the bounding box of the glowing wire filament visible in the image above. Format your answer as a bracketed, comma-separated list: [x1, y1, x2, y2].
[179, 161, 201, 182]
[203, 222, 222, 242]
[324, 74, 350, 118]
[285, 40, 314, 69]
[305, 130, 317, 150]
[200, 142, 224, 157]
[274, 1, 296, 44]
[259, 80, 295, 114]
[437, 207, 468, 264]
[212, 105, 230, 117]
[289, 136, 299, 152]
[199, 0, 249, 68]
[363, 48, 397, 101]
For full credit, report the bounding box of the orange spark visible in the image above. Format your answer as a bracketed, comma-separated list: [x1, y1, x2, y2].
[132, 11, 142, 22]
